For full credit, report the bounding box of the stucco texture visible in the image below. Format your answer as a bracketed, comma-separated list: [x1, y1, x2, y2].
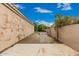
[0, 4, 34, 52]
[47, 27, 57, 39]
[59, 24, 79, 52]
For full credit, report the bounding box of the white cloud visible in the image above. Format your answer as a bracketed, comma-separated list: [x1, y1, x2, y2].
[35, 20, 53, 27]
[62, 3, 71, 10]
[14, 4, 25, 9]
[57, 3, 62, 8]
[34, 7, 53, 13]
[57, 3, 72, 11]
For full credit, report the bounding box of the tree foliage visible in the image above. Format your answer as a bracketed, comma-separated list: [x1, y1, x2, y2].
[34, 23, 48, 32]
[63, 16, 72, 26]
[55, 14, 63, 28]
[55, 14, 72, 28]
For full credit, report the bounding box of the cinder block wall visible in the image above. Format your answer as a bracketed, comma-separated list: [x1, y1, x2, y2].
[0, 4, 34, 52]
[59, 24, 79, 52]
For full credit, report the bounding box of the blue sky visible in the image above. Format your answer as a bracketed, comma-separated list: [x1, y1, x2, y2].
[14, 3, 79, 26]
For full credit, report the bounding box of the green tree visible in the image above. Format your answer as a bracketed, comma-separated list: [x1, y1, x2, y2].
[54, 15, 72, 42]
[55, 14, 63, 28]
[63, 16, 72, 26]
[55, 14, 63, 42]
[34, 23, 48, 32]
[38, 24, 47, 32]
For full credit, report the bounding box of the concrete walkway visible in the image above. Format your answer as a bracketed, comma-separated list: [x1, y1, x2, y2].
[0, 32, 79, 56]
[18, 32, 57, 43]
[1, 44, 79, 56]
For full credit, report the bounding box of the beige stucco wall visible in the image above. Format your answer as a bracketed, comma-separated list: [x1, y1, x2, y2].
[47, 27, 57, 39]
[59, 24, 79, 52]
[0, 4, 34, 52]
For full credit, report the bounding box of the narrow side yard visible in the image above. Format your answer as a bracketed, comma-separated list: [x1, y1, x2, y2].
[0, 32, 79, 56]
